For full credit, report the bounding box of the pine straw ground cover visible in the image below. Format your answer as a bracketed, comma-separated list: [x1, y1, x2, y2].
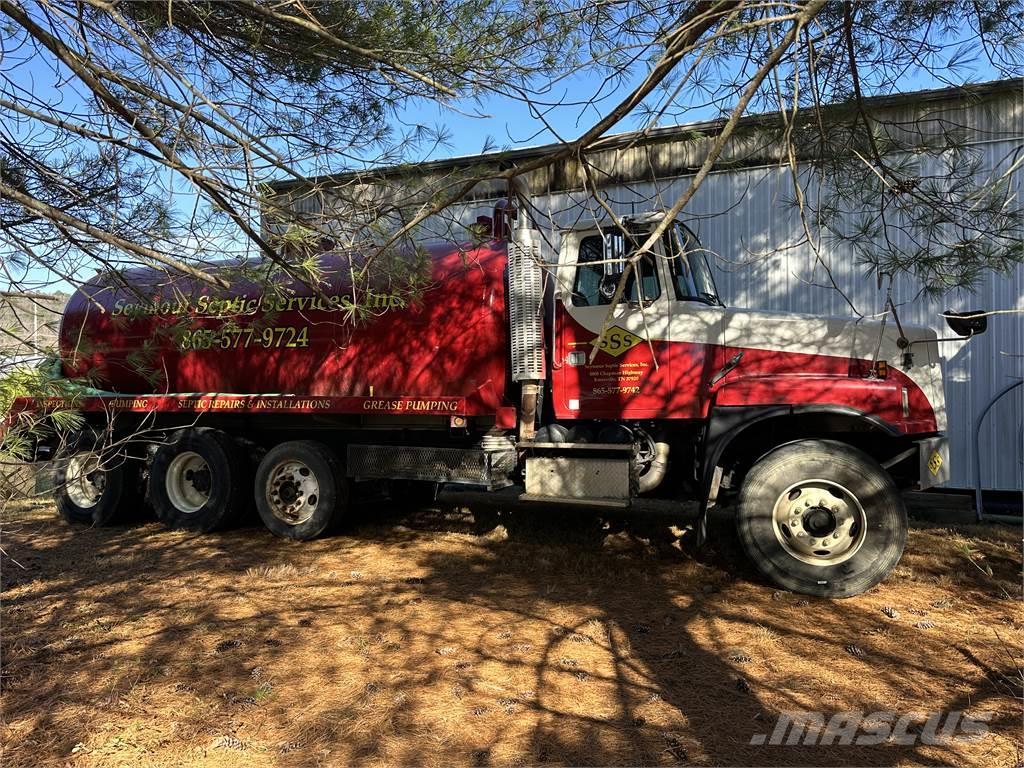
[1, 496, 1021, 768]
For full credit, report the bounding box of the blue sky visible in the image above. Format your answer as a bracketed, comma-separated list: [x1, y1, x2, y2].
[2, 10, 1016, 293]
[392, 61, 1011, 164]
[397, 69, 650, 161]
[6, 11, 1011, 176]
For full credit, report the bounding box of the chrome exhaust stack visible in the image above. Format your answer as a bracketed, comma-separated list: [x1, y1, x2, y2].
[505, 181, 545, 442]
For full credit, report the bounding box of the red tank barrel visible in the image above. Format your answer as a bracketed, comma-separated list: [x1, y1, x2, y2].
[59, 243, 511, 417]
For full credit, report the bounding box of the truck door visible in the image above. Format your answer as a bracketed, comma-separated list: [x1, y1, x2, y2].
[662, 222, 725, 420]
[553, 228, 676, 420]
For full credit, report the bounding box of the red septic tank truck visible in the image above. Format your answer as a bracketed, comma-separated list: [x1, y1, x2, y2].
[9, 205, 985, 597]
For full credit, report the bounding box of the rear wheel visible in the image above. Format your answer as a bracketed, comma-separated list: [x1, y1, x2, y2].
[149, 428, 249, 532]
[255, 440, 347, 540]
[736, 439, 907, 598]
[55, 444, 124, 526]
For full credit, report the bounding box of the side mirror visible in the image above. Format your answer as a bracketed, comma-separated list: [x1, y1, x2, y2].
[598, 274, 619, 301]
[600, 230, 627, 301]
[944, 310, 988, 337]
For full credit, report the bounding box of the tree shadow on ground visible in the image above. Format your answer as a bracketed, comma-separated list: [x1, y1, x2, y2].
[1, 496, 1020, 767]
[342, 495, 1023, 765]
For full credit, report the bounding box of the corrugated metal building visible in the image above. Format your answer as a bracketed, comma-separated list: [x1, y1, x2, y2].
[0, 291, 68, 368]
[270, 79, 1023, 491]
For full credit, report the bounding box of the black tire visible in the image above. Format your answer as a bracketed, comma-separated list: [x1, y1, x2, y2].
[148, 428, 250, 532]
[254, 440, 347, 540]
[736, 439, 907, 598]
[54, 433, 131, 527]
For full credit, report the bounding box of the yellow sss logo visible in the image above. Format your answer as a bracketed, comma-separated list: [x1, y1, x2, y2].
[591, 326, 643, 358]
[927, 450, 943, 477]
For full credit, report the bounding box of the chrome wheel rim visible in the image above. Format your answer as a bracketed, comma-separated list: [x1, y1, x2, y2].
[771, 479, 867, 566]
[165, 451, 211, 513]
[65, 453, 105, 508]
[266, 460, 320, 525]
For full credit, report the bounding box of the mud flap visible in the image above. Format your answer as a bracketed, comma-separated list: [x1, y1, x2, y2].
[696, 464, 724, 547]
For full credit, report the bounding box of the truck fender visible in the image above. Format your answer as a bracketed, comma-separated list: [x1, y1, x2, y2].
[696, 404, 900, 543]
[701, 405, 791, 510]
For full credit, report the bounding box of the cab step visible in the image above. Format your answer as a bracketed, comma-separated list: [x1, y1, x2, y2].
[518, 441, 633, 452]
[436, 485, 700, 521]
[518, 493, 628, 508]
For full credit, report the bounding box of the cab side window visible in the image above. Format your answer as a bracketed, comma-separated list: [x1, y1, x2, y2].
[572, 233, 660, 306]
[665, 228, 698, 299]
[572, 236, 605, 307]
[663, 224, 719, 303]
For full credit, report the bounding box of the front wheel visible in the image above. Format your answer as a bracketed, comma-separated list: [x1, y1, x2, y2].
[736, 439, 907, 598]
[254, 440, 347, 540]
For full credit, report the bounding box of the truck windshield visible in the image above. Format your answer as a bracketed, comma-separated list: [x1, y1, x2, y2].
[664, 223, 720, 305]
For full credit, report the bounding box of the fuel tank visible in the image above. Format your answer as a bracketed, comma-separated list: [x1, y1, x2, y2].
[59, 242, 511, 416]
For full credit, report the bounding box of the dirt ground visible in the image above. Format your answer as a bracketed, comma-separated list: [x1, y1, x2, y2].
[1, 495, 1021, 767]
